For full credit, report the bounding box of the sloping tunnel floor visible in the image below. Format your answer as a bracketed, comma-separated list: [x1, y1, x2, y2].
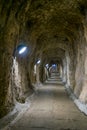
[2, 73, 87, 130]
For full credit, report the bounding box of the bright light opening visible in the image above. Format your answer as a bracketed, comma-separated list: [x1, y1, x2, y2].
[19, 47, 27, 54]
[52, 64, 56, 67]
[37, 60, 41, 64]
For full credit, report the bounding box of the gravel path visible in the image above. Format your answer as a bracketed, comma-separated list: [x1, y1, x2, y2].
[8, 73, 87, 130]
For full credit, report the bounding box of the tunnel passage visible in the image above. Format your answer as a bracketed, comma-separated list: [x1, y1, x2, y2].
[0, 0, 87, 119]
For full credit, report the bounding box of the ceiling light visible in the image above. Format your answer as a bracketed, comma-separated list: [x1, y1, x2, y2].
[37, 60, 41, 64]
[46, 64, 49, 68]
[19, 46, 27, 54]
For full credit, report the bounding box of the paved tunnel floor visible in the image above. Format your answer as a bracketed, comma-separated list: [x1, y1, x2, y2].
[8, 73, 87, 130]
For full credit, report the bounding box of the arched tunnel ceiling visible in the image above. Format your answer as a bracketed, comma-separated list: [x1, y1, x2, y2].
[42, 48, 65, 64]
[0, 0, 86, 58]
[25, 0, 86, 59]
[25, 0, 84, 41]
[43, 57, 63, 66]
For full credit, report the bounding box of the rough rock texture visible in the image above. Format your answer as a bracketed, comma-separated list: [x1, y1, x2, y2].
[0, 0, 87, 118]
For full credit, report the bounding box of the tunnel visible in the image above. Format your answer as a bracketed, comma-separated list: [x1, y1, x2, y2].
[0, 0, 87, 129]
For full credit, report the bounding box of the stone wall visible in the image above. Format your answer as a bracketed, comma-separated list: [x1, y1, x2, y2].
[12, 57, 33, 103]
[74, 34, 85, 98]
[77, 13, 87, 103]
[0, 46, 13, 118]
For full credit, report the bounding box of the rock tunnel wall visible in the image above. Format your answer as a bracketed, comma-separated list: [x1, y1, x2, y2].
[12, 57, 33, 103]
[0, 46, 12, 118]
[74, 30, 85, 98]
[0, 45, 33, 118]
[77, 13, 87, 103]
[63, 25, 87, 103]
[0, 1, 33, 117]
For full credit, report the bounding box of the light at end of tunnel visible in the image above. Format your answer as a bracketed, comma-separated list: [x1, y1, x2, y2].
[52, 64, 56, 67]
[37, 60, 41, 64]
[19, 47, 27, 54]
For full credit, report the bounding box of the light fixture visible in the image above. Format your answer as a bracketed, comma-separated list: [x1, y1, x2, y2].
[46, 64, 49, 68]
[19, 46, 27, 54]
[13, 44, 28, 58]
[37, 60, 41, 64]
